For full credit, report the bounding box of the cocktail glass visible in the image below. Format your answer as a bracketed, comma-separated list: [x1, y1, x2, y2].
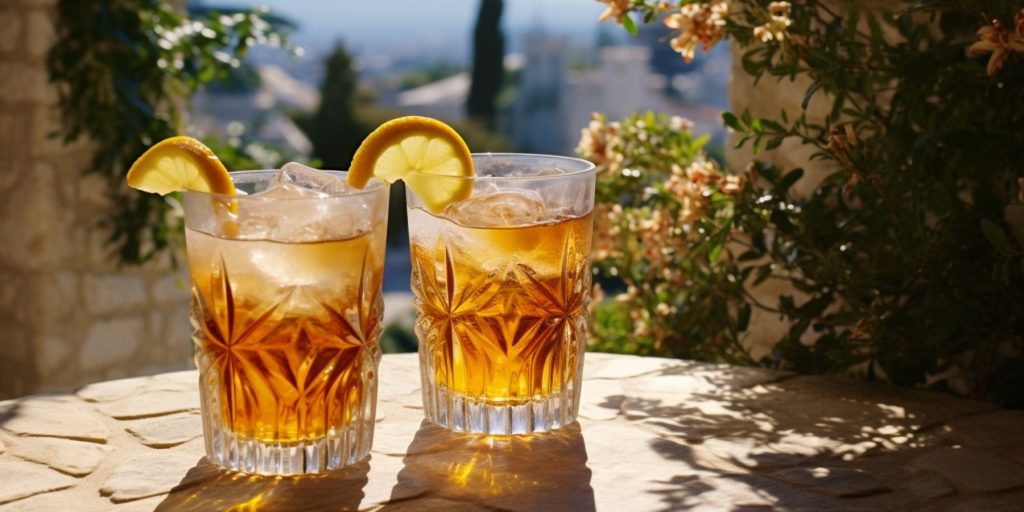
[407, 154, 596, 434]
[183, 166, 389, 474]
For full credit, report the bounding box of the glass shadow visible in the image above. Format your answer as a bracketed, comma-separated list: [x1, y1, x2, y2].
[155, 456, 369, 511]
[384, 421, 595, 511]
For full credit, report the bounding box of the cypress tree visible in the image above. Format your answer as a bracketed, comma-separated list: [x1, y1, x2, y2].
[304, 42, 364, 169]
[467, 0, 505, 130]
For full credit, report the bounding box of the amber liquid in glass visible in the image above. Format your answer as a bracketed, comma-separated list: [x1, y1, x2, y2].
[410, 210, 593, 405]
[187, 224, 384, 443]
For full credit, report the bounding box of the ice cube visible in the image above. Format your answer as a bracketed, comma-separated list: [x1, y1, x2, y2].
[444, 190, 548, 227]
[255, 181, 323, 199]
[537, 167, 567, 177]
[273, 161, 352, 196]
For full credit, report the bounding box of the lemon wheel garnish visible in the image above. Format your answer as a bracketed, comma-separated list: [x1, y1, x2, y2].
[348, 116, 473, 213]
[126, 136, 236, 195]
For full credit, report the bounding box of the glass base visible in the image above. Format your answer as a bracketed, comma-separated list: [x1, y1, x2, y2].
[202, 419, 372, 475]
[422, 384, 580, 435]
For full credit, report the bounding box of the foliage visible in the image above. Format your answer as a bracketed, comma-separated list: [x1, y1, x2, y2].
[467, 0, 505, 130]
[588, 0, 1024, 406]
[48, 1, 292, 265]
[581, 112, 754, 364]
[380, 322, 419, 354]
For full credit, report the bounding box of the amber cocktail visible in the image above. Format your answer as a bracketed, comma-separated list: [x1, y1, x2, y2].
[184, 166, 388, 474]
[408, 154, 596, 434]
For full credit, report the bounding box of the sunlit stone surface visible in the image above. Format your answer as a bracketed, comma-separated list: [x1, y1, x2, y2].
[0, 353, 1022, 511]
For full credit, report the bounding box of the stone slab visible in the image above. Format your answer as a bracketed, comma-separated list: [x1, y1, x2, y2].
[124, 412, 202, 448]
[77, 375, 159, 402]
[101, 451, 203, 503]
[0, 398, 108, 442]
[767, 466, 890, 498]
[912, 447, 1024, 493]
[0, 460, 75, 506]
[10, 437, 111, 476]
[905, 471, 956, 499]
[0, 354, 1021, 511]
[93, 389, 199, 419]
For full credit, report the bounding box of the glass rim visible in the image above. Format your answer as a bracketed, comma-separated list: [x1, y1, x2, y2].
[181, 169, 389, 201]
[405, 153, 597, 182]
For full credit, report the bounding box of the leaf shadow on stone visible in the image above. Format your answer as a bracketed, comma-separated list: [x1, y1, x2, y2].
[593, 360, 1007, 511]
[154, 456, 369, 511]
[381, 420, 595, 511]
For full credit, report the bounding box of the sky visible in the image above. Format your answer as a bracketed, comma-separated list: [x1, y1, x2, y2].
[206, 0, 610, 57]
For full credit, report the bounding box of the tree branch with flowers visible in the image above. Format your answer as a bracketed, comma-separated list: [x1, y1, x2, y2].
[583, 0, 1024, 407]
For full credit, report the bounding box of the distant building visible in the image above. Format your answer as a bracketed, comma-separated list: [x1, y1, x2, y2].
[191, 64, 317, 156]
[395, 73, 471, 121]
[512, 32, 568, 154]
[512, 29, 728, 156]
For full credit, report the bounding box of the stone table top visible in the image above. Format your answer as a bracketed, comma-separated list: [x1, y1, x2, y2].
[1, 353, 1023, 511]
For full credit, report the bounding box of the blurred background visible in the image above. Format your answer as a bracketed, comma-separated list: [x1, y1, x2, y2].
[0, 0, 728, 398]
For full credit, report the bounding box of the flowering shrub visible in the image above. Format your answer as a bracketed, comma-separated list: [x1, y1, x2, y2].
[587, 1, 1024, 407]
[581, 113, 756, 362]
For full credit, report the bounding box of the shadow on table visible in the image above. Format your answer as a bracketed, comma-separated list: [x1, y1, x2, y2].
[155, 456, 369, 511]
[382, 421, 595, 511]
[594, 361, 1000, 510]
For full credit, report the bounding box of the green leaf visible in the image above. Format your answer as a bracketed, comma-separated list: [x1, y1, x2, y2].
[722, 111, 742, 131]
[753, 266, 773, 285]
[845, 10, 860, 40]
[802, 82, 822, 110]
[708, 228, 729, 263]
[738, 303, 752, 332]
[981, 219, 1014, 255]
[622, 14, 638, 36]
[867, 14, 884, 46]
[777, 168, 805, 193]
[693, 133, 710, 149]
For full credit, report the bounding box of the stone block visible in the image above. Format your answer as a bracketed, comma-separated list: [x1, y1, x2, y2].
[152, 272, 188, 305]
[0, 61, 49, 103]
[84, 274, 148, 315]
[29, 269, 77, 328]
[29, 103, 58, 154]
[0, 271, 24, 318]
[0, 9, 21, 54]
[24, 9, 55, 60]
[81, 316, 144, 372]
[0, 107, 33, 163]
[87, 230, 117, 270]
[0, 160, 68, 270]
[36, 333, 73, 375]
[76, 171, 110, 212]
[164, 305, 193, 357]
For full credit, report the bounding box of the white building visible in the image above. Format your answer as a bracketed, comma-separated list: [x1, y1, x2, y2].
[191, 64, 317, 156]
[395, 72, 471, 121]
[513, 32, 727, 156]
[513, 32, 568, 154]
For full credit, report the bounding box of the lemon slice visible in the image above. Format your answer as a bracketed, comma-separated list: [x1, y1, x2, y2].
[126, 136, 235, 195]
[348, 116, 473, 213]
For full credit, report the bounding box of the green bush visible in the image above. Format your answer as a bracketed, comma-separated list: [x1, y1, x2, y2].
[587, 1, 1024, 407]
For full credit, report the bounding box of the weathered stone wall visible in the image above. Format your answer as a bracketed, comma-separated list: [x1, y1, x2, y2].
[725, 1, 899, 359]
[0, 0, 191, 399]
